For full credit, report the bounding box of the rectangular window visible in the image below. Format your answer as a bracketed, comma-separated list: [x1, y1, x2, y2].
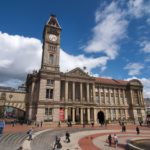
[49, 54, 54, 65]
[106, 93, 109, 97]
[101, 92, 104, 97]
[45, 108, 53, 115]
[46, 89, 53, 99]
[137, 109, 141, 114]
[45, 108, 48, 115]
[47, 79, 54, 85]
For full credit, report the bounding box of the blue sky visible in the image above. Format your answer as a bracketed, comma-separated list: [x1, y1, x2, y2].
[0, 0, 150, 98]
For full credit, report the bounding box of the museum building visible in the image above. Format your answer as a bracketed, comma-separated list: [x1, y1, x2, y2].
[0, 15, 146, 124]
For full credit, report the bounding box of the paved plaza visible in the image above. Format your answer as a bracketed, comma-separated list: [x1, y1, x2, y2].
[0, 123, 150, 150]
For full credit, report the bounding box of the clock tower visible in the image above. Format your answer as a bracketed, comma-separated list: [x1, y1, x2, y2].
[41, 15, 61, 72]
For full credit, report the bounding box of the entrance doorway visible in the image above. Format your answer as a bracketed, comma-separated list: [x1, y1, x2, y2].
[97, 111, 105, 125]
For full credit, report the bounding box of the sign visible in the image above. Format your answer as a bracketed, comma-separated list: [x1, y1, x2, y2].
[59, 108, 64, 121]
[0, 121, 5, 128]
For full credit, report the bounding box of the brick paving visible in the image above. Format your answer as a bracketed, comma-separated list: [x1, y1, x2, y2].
[1, 123, 150, 150]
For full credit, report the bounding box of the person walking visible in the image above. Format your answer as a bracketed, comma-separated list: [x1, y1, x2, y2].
[136, 126, 140, 134]
[122, 125, 126, 132]
[40, 121, 43, 127]
[65, 131, 70, 143]
[53, 136, 62, 150]
[108, 134, 112, 146]
[28, 128, 33, 140]
[114, 134, 118, 148]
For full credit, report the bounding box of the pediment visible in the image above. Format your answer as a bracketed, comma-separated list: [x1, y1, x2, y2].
[47, 15, 61, 29]
[128, 79, 142, 86]
[66, 67, 90, 78]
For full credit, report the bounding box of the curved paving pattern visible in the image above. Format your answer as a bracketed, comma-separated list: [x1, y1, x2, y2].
[30, 127, 105, 150]
[0, 133, 28, 150]
[79, 130, 150, 150]
[1, 124, 150, 150]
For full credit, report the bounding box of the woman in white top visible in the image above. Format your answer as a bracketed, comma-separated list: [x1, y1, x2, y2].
[114, 134, 118, 148]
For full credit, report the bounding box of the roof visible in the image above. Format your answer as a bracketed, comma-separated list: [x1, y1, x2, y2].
[47, 15, 61, 29]
[95, 77, 128, 85]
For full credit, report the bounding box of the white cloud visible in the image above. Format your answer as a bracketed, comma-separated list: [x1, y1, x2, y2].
[0, 79, 23, 88]
[0, 59, 13, 68]
[60, 49, 109, 73]
[140, 40, 150, 53]
[145, 57, 150, 62]
[124, 63, 144, 75]
[147, 18, 150, 25]
[128, 0, 150, 18]
[0, 32, 111, 87]
[0, 31, 42, 83]
[126, 77, 150, 98]
[84, 1, 128, 59]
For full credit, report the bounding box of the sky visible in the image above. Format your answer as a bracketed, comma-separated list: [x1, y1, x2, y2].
[0, 0, 150, 98]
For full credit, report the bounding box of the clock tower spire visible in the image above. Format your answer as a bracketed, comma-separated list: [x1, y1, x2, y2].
[41, 15, 61, 72]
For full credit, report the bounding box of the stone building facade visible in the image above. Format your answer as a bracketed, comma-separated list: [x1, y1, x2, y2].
[26, 15, 146, 124]
[0, 15, 146, 124]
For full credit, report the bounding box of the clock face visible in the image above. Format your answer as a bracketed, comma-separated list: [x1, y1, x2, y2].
[49, 34, 57, 42]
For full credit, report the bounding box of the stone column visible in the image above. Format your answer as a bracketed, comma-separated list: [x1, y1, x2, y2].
[104, 88, 106, 105]
[72, 82, 75, 102]
[65, 107, 68, 121]
[80, 82, 83, 102]
[105, 109, 109, 120]
[72, 108, 75, 123]
[28, 106, 33, 120]
[114, 89, 116, 106]
[141, 109, 146, 122]
[28, 80, 35, 120]
[130, 89, 134, 105]
[110, 109, 113, 121]
[109, 89, 112, 105]
[86, 83, 89, 102]
[87, 108, 90, 124]
[118, 89, 121, 105]
[140, 90, 144, 106]
[93, 84, 95, 103]
[94, 108, 97, 124]
[65, 81, 68, 102]
[125, 109, 128, 120]
[123, 89, 126, 105]
[99, 87, 101, 105]
[80, 108, 83, 124]
[115, 109, 118, 120]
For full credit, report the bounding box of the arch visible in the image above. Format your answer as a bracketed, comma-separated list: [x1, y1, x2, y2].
[128, 79, 143, 86]
[97, 111, 105, 125]
[0, 105, 26, 122]
[4, 102, 26, 111]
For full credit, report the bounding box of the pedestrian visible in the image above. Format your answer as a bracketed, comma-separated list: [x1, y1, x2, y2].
[53, 136, 62, 150]
[83, 122, 85, 128]
[139, 120, 143, 126]
[136, 126, 140, 134]
[27, 128, 33, 140]
[17, 146, 23, 150]
[108, 134, 112, 146]
[114, 134, 118, 148]
[122, 125, 126, 132]
[40, 121, 43, 127]
[65, 131, 70, 143]
[12, 120, 15, 127]
[58, 121, 61, 127]
[105, 121, 107, 128]
[91, 121, 94, 127]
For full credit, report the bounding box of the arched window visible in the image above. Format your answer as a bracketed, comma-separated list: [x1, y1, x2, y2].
[49, 54, 54, 65]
